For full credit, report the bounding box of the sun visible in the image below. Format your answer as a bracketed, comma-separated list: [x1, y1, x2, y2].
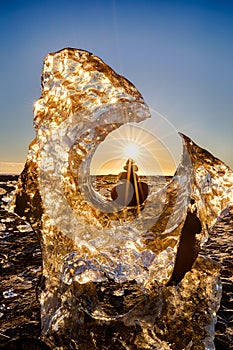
[123, 142, 140, 159]
[90, 117, 179, 175]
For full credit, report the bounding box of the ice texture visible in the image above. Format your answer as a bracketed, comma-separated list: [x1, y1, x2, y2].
[11, 48, 233, 349]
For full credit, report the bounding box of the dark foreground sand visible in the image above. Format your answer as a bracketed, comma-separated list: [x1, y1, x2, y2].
[0, 175, 232, 349]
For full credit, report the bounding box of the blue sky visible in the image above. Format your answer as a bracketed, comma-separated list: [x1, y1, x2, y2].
[0, 0, 233, 171]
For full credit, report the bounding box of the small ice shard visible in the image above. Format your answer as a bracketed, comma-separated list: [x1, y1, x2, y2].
[16, 224, 33, 232]
[2, 232, 13, 239]
[3, 288, 17, 299]
[11, 48, 232, 349]
[0, 188, 7, 195]
[1, 196, 11, 203]
[0, 223, 6, 231]
[2, 261, 14, 268]
[3, 217, 16, 222]
[0, 304, 6, 311]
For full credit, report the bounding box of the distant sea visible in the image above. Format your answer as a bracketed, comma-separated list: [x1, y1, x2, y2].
[0, 163, 24, 175]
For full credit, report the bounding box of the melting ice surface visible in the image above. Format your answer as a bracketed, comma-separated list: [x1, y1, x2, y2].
[12, 48, 233, 350]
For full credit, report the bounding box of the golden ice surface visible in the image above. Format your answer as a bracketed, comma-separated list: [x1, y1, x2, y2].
[12, 48, 233, 349]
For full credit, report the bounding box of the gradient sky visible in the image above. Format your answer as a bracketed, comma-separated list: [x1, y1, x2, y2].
[0, 0, 233, 173]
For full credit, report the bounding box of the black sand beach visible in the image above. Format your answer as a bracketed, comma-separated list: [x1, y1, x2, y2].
[0, 175, 232, 349]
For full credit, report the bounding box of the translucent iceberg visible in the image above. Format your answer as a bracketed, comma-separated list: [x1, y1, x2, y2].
[12, 48, 233, 349]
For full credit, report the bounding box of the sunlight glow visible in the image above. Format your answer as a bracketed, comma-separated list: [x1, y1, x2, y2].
[124, 142, 140, 159]
[91, 109, 181, 175]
